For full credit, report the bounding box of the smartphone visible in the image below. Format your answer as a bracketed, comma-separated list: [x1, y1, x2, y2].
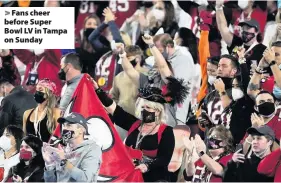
[235, 143, 243, 152]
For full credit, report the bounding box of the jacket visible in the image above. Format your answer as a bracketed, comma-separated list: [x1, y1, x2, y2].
[0, 86, 37, 134]
[44, 140, 102, 182]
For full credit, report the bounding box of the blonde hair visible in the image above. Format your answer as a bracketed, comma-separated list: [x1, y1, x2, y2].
[121, 31, 132, 46]
[135, 98, 166, 123]
[44, 87, 57, 133]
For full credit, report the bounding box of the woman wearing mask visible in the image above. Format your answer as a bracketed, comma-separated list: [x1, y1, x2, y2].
[0, 126, 23, 182]
[6, 135, 44, 182]
[183, 125, 234, 182]
[75, 14, 101, 77]
[93, 76, 188, 181]
[23, 79, 60, 142]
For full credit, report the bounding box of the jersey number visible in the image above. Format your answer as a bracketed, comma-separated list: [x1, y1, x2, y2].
[109, 0, 129, 12]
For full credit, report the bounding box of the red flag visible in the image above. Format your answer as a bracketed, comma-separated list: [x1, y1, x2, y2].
[51, 74, 143, 182]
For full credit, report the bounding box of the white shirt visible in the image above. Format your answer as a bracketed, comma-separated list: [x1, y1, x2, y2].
[0, 152, 20, 182]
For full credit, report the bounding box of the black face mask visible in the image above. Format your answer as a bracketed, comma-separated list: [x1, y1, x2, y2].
[217, 77, 233, 90]
[131, 59, 137, 67]
[162, 50, 169, 60]
[58, 66, 68, 81]
[241, 31, 255, 43]
[142, 109, 156, 123]
[207, 137, 224, 150]
[62, 129, 75, 142]
[84, 28, 95, 38]
[34, 91, 46, 104]
[143, 1, 153, 8]
[257, 102, 275, 117]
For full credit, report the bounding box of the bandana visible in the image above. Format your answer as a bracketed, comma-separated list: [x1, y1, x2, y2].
[37, 79, 57, 94]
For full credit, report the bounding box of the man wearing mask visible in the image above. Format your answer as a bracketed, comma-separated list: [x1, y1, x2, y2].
[224, 125, 274, 182]
[216, 0, 266, 72]
[0, 79, 36, 134]
[244, 91, 281, 148]
[43, 112, 102, 182]
[109, 45, 143, 140]
[59, 53, 83, 113]
[198, 55, 238, 130]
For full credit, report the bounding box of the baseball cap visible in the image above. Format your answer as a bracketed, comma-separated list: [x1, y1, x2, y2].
[58, 112, 89, 135]
[238, 19, 260, 32]
[247, 125, 275, 141]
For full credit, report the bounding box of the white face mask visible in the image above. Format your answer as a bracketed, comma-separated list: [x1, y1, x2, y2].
[0, 136, 12, 152]
[232, 88, 244, 101]
[208, 75, 216, 85]
[152, 8, 165, 22]
[238, 0, 249, 10]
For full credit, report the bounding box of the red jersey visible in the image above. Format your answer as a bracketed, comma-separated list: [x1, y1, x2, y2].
[266, 109, 281, 141]
[108, 0, 137, 27]
[192, 154, 233, 182]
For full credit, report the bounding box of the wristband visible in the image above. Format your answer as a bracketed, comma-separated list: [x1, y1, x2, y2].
[149, 44, 155, 49]
[198, 151, 205, 157]
[255, 68, 262, 75]
[269, 60, 276, 67]
[95, 88, 114, 107]
[215, 5, 224, 11]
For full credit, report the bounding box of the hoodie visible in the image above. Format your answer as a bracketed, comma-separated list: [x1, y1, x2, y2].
[44, 140, 102, 182]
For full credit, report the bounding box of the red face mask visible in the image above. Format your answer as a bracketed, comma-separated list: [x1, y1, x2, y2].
[20, 149, 33, 161]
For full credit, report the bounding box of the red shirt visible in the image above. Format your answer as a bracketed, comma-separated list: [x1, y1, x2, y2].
[192, 154, 233, 182]
[258, 148, 281, 182]
[108, 0, 137, 28]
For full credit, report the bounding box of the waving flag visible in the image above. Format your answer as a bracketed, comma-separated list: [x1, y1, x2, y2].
[51, 74, 143, 182]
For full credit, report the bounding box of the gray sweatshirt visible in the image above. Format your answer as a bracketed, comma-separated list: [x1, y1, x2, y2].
[44, 140, 102, 182]
[59, 74, 83, 112]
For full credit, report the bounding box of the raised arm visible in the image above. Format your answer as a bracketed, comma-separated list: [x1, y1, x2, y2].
[215, 0, 233, 46]
[142, 34, 172, 82]
[263, 48, 281, 88]
[214, 78, 232, 109]
[117, 43, 140, 85]
[247, 58, 267, 100]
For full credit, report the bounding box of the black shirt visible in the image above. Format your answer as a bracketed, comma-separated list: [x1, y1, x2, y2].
[228, 35, 266, 71]
[111, 105, 175, 182]
[223, 154, 274, 182]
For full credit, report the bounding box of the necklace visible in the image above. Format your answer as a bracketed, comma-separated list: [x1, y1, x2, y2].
[34, 106, 47, 140]
[135, 124, 159, 149]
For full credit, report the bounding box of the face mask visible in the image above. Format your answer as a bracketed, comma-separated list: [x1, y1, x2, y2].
[257, 102, 275, 117]
[241, 31, 255, 43]
[34, 91, 46, 104]
[84, 28, 95, 38]
[208, 75, 216, 85]
[207, 138, 224, 150]
[232, 88, 244, 101]
[273, 85, 281, 100]
[253, 143, 270, 158]
[217, 77, 233, 90]
[20, 149, 33, 161]
[58, 67, 67, 81]
[238, 0, 249, 10]
[152, 8, 165, 22]
[143, 1, 153, 8]
[131, 59, 137, 67]
[141, 109, 156, 123]
[62, 129, 75, 142]
[0, 136, 12, 152]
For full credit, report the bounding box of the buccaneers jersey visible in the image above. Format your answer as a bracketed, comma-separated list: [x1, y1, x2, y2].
[192, 154, 233, 182]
